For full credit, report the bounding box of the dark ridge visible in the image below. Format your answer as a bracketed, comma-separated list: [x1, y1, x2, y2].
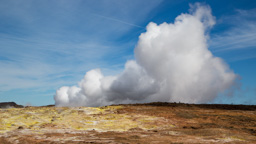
[113, 102, 256, 111]
[0, 102, 24, 108]
[1, 102, 255, 111]
[41, 104, 55, 107]
[193, 103, 256, 111]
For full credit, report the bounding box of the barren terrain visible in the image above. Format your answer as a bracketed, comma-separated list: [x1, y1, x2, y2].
[0, 102, 256, 143]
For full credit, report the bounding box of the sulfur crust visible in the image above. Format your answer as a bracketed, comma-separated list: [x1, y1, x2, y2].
[0, 106, 167, 133]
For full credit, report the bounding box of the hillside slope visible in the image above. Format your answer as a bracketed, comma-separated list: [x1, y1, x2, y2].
[0, 103, 256, 143]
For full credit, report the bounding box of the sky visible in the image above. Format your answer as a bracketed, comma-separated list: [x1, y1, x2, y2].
[0, 0, 255, 106]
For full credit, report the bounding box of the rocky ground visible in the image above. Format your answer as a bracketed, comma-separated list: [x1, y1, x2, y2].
[0, 102, 256, 143]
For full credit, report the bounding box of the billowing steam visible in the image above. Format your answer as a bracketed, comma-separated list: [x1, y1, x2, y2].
[54, 3, 237, 107]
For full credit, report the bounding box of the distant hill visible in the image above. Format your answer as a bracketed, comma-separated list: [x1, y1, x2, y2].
[0, 102, 24, 108]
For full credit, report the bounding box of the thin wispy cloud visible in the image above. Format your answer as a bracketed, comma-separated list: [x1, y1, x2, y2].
[210, 9, 256, 52]
[93, 14, 145, 29]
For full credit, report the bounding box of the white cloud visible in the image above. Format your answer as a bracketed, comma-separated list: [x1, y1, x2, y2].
[54, 3, 238, 106]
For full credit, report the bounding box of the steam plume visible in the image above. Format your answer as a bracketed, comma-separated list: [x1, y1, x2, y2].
[54, 3, 237, 107]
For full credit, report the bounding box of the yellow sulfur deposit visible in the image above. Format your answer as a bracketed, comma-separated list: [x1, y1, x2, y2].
[0, 105, 166, 133]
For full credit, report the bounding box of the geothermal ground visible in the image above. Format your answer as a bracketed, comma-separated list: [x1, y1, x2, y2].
[0, 102, 256, 144]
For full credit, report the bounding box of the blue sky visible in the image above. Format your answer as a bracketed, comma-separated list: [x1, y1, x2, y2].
[0, 0, 255, 106]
